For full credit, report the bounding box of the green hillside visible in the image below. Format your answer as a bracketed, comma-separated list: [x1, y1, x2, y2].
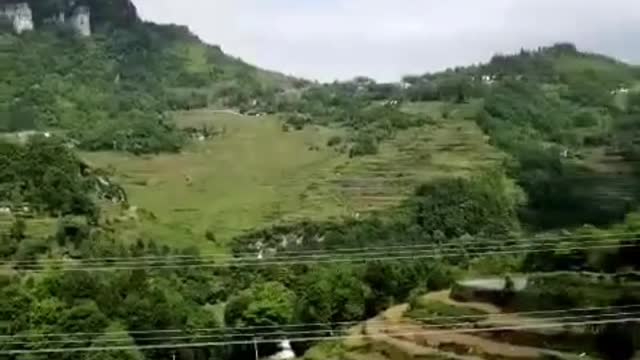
[82, 103, 502, 250]
[0, 0, 297, 153]
[1, 7, 640, 358]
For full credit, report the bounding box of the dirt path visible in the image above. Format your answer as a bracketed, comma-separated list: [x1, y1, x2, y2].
[348, 291, 579, 360]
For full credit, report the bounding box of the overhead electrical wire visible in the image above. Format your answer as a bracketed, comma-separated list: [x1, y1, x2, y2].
[5, 303, 638, 339]
[3, 317, 638, 355]
[7, 240, 637, 273]
[3, 229, 639, 266]
[2, 222, 637, 352]
[2, 308, 639, 346]
[2, 236, 624, 267]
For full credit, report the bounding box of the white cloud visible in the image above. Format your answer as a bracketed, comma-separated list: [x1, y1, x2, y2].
[132, 0, 640, 82]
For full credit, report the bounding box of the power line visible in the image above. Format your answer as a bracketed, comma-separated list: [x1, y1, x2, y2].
[5, 229, 639, 265]
[14, 240, 638, 272]
[5, 236, 625, 267]
[4, 304, 638, 340]
[3, 317, 638, 355]
[3, 309, 638, 346]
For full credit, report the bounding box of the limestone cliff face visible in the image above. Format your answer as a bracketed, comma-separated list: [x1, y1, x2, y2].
[0, 2, 34, 34]
[69, 5, 90, 36]
[1, 0, 139, 36]
[84, 0, 138, 28]
[0, 1, 92, 36]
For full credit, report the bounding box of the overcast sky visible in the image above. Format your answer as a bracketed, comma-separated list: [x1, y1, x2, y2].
[132, 0, 640, 82]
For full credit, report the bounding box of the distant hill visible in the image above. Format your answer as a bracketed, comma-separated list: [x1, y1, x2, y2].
[402, 43, 639, 102]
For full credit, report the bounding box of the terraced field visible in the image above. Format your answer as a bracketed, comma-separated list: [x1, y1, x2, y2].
[83, 104, 502, 250]
[292, 116, 502, 220]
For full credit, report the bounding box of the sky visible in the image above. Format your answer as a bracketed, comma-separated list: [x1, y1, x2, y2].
[132, 0, 640, 82]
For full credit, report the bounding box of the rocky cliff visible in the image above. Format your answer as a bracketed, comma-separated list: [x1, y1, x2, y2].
[0, 2, 33, 33]
[0, 0, 139, 35]
[68, 4, 90, 36]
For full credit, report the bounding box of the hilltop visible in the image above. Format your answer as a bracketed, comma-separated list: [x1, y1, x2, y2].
[0, 0, 298, 153]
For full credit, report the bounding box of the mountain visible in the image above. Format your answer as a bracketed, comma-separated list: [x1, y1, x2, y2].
[0, 0, 297, 153]
[1, 8, 640, 358]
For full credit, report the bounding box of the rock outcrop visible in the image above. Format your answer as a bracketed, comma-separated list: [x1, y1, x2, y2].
[1, 0, 140, 36]
[0, 2, 34, 33]
[69, 5, 90, 36]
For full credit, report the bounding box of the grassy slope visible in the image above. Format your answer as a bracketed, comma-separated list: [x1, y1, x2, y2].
[83, 111, 343, 251]
[553, 54, 636, 82]
[84, 103, 502, 251]
[300, 101, 501, 217]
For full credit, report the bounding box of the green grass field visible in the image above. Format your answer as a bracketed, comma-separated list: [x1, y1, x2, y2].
[83, 111, 345, 251]
[84, 105, 502, 251]
[0, 215, 57, 240]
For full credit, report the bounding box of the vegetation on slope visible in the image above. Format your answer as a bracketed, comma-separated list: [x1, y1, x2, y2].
[1, 136, 99, 218]
[2, 17, 640, 358]
[0, 6, 295, 154]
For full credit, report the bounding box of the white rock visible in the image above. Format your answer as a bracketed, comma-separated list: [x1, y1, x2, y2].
[0, 3, 34, 34]
[70, 6, 91, 37]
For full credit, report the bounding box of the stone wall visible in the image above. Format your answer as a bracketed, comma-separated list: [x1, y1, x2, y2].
[0, 2, 34, 34]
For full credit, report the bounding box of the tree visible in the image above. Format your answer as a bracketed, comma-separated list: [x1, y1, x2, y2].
[0, 137, 102, 218]
[86, 326, 144, 360]
[628, 92, 640, 114]
[57, 301, 109, 334]
[0, 284, 34, 332]
[413, 172, 519, 238]
[9, 217, 26, 241]
[225, 281, 296, 360]
[349, 133, 378, 157]
[296, 266, 369, 325]
[225, 281, 296, 328]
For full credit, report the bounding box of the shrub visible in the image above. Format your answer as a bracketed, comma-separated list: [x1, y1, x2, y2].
[74, 112, 186, 154]
[327, 135, 342, 147]
[205, 230, 216, 243]
[349, 134, 378, 157]
[285, 113, 311, 130]
[572, 110, 600, 128]
[413, 172, 520, 237]
[408, 287, 428, 310]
